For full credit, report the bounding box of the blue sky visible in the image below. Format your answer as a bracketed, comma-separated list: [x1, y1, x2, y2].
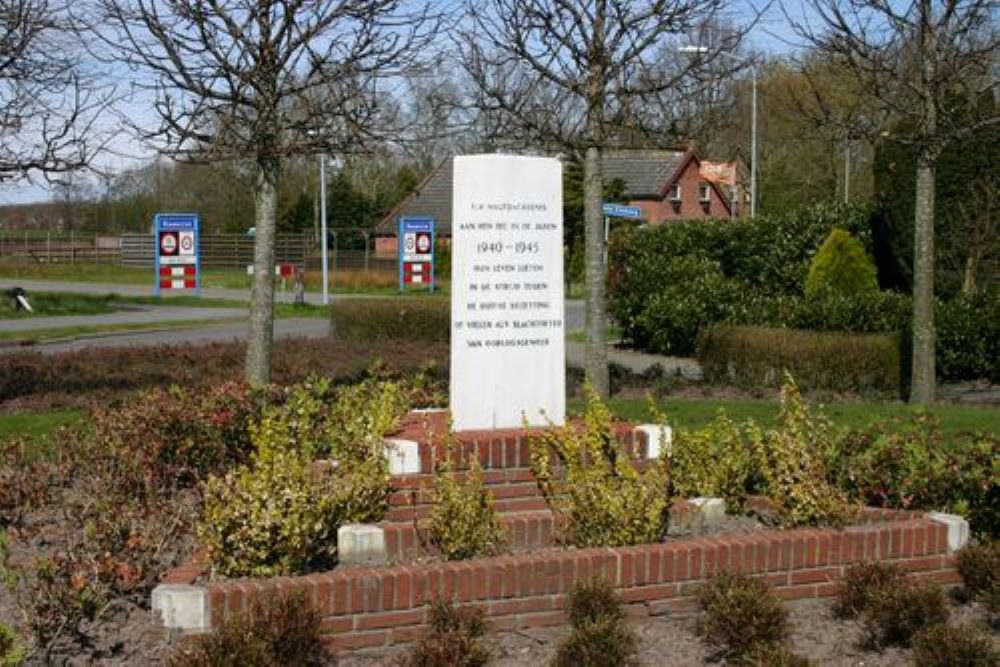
[1, 0, 805, 207]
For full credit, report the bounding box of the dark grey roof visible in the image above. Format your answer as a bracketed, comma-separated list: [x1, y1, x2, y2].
[375, 150, 689, 235]
[601, 150, 687, 198]
[374, 157, 454, 235]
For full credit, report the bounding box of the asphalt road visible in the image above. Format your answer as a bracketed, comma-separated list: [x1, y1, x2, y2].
[0, 278, 589, 357]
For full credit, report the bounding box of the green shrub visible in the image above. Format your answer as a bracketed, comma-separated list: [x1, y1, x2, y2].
[331, 298, 449, 343]
[805, 228, 878, 298]
[529, 387, 670, 547]
[0, 622, 25, 667]
[199, 445, 387, 577]
[697, 325, 900, 395]
[830, 417, 999, 538]
[751, 377, 854, 527]
[669, 413, 756, 513]
[833, 562, 907, 618]
[401, 600, 490, 667]
[957, 542, 1000, 599]
[863, 580, 949, 648]
[165, 591, 330, 667]
[790, 289, 910, 333]
[424, 451, 504, 561]
[552, 578, 639, 667]
[937, 289, 1000, 382]
[698, 571, 788, 659]
[633, 257, 744, 355]
[910, 623, 998, 667]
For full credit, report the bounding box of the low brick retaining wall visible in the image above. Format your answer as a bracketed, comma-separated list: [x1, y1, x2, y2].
[156, 511, 965, 654]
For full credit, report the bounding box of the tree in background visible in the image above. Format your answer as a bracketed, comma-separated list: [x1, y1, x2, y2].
[460, 0, 754, 398]
[790, 0, 999, 404]
[872, 103, 999, 298]
[95, 0, 439, 385]
[0, 0, 110, 181]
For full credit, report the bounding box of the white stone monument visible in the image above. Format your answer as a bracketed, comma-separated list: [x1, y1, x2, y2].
[450, 155, 565, 431]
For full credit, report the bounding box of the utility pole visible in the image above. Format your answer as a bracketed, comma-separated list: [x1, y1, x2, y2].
[320, 153, 329, 305]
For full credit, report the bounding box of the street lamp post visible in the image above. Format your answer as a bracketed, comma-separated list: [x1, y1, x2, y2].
[679, 46, 757, 217]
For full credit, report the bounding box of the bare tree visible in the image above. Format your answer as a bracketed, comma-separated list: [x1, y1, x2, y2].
[94, 0, 439, 385]
[0, 0, 108, 181]
[788, 0, 999, 404]
[460, 0, 754, 397]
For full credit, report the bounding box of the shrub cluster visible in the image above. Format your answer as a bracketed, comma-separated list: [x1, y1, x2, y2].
[835, 562, 949, 649]
[552, 578, 640, 667]
[697, 572, 807, 664]
[424, 449, 504, 561]
[402, 600, 490, 667]
[0, 336, 448, 409]
[957, 542, 1000, 613]
[0, 622, 25, 667]
[671, 376, 852, 527]
[529, 387, 670, 547]
[608, 200, 995, 383]
[199, 377, 405, 577]
[910, 623, 999, 666]
[697, 325, 900, 395]
[829, 416, 999, 538]
[331, 297, 450, 343]
[165, 591, 330, 667]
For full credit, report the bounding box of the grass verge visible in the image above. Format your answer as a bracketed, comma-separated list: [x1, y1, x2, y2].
[0, 318, 245, 344]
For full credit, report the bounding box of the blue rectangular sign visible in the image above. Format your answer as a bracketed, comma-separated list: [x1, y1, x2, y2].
[154, 213, 200, 296]
[602, 203, 643, 219]
[398, 216, 435, 292]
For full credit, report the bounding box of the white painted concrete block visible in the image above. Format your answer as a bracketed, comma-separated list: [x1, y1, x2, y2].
[635, 424, 673, 459]
[151, 584, 210, 632]
[690, 497, 726, 526]
[384, 438, 421, 475]
[927, 512, 970, 553]
[338, 523, 388, 566]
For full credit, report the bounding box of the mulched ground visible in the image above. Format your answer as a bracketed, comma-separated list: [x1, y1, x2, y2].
[339, 597, 998, 667]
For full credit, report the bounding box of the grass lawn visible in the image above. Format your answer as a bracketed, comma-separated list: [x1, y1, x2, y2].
[0, 291, 117, 318]
[0, 318, 245, 343]
[572, 396, 999, 437]
[0, 408, 88, 460]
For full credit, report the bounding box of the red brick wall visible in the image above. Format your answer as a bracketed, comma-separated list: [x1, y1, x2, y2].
[188, 514, 958, 653]
[629, 159, 733, 224]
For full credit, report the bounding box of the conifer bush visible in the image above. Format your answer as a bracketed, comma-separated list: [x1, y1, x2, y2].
[833, 562, 907, 618]
[402, 600, 490, 667]
[698, 572, 789, 660]
[910, 623, 998, 667]
[552, 578, 640, 667]
[804, 228, 878, 298]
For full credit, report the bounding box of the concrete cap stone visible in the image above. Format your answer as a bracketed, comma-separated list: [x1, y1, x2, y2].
[926, 512, 970, 553]
[635, 424, 673, 459]
[338, 523, 388, 566]
[151, 584, 210, 632]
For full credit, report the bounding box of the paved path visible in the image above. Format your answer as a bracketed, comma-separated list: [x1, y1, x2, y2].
[0, 305, 246, 332]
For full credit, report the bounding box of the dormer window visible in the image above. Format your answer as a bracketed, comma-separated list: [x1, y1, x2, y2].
[668, 183, 681, 202]
[698, 182, 711, 203]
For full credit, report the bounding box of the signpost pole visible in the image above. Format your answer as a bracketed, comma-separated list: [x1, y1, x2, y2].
[320, 153, 329, 305]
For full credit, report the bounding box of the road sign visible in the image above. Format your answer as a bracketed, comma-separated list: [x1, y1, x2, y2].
[154, 213, 200, 295]
[602, 203, 642, 219]
[398, 216, 435, 292]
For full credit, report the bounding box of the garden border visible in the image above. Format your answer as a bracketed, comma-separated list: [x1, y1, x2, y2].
[155, 510, 967, 653]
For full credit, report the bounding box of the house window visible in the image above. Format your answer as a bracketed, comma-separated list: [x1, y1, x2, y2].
[668, 183, 681, 202]
[698, 182, 711, 203]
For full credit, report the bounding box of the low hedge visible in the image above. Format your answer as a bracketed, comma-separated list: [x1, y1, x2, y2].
[697, 325, 900, 395]
[330, 298, 450, 343]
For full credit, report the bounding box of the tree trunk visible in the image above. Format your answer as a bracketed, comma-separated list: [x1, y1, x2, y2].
[583, 145, 609, 398]
[962, 252, 978, 295]
[910, 157, 935, 404]
[245, 159, 279, 385]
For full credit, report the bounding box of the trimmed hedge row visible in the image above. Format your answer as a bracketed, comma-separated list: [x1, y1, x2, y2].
[330, 298, 450, 343]
[697, 325, 900, 395]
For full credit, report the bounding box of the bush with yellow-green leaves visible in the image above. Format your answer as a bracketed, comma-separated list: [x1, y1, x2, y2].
[530, 387, 671, 548]
[198, 377, 407, 577]
[424, 443, 505, 561]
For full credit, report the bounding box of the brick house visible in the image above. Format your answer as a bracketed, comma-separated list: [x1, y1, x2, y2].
[373, 150, 747, 255]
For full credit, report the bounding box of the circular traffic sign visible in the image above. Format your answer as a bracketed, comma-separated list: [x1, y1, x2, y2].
[416, 233, 431, 253]
[160, 232, 178, 254]
[180, 235, 194, 252]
